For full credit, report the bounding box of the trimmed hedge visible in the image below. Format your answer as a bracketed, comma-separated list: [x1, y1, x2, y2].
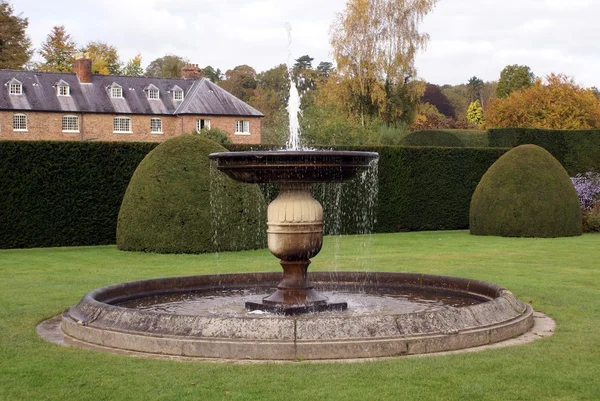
[1, 141, 510, 249]
[117, 136, 266, 253]
[0, 141, 156, 249]
[488, 128, 600, 174]
[403, 130, 488, 148]
[470, 145, 581, 238]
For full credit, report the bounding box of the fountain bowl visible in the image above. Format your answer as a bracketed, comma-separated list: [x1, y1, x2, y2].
[61, 271, 533, 361]
[208, 150, 379, 183]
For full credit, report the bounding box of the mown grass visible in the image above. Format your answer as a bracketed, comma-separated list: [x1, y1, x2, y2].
[1, 231, 599, 401]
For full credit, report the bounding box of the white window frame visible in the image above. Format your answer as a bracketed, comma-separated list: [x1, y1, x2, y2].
[234, 120, 250, 135]
[111, 87, 123, 98]
[195, 119, 211, 132]
[113, 117, 132, 133]
[148, 88, 159, 100]
[57, 85, 70, 96]
[62, 115, 79, 133]
[9, 83, 22, 95]
[13, 114, 27, 131]
[150, 118, 163, 134]
[173, 90, 184, 101]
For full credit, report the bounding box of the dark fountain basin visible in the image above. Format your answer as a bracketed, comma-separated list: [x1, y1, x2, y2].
[61, 272, 533, 361]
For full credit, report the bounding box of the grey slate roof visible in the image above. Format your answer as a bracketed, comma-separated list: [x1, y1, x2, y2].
[0, 70, 264, 117]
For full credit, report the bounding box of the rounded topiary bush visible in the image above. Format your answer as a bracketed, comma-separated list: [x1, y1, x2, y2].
[117, 135, 266, 253]
[470, 144, 581, 237]
[400, 130, 464, 147]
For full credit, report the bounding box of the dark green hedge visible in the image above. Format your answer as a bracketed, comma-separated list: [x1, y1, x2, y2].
[0, 141, 508, 249]
[404, 130, 488, 148]
[488, 128, 600, 174]
[0, 141, 157, 249]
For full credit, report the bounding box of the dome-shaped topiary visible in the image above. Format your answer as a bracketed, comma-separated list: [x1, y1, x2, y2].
[400, 130, 464, 147]
[117, 135, 266, 253]
[470, 144, 581, 237]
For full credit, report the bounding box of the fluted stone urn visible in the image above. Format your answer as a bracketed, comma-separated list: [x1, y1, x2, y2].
[209, 150, 378, 314]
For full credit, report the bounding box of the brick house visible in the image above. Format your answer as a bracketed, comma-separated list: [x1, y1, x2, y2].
[0, 58, 263, 143]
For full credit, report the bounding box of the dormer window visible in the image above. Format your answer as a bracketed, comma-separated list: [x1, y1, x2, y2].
[172, 85, 184, 101]
[55, 80, 70, 96]
[108, 83, 123, 98]
[145, 84, 159, 100]
[7, 78, 22, 95]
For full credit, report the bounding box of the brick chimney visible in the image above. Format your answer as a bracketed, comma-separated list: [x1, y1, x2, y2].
[73, 53, 92, 83]
[180, 63, 203, 80]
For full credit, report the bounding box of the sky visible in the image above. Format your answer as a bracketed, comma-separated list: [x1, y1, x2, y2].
[12, 0, 600, 87]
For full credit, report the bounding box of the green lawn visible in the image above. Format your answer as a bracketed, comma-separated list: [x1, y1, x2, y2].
[1, 231, 599, 401]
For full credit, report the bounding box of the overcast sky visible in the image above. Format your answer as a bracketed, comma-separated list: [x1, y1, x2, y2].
[12, 0, 600, 87]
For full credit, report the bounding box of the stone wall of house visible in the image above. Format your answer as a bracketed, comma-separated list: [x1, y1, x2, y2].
[0, 111, 262, 144]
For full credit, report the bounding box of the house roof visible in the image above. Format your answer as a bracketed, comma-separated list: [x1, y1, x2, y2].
[0, 70, 264, 117]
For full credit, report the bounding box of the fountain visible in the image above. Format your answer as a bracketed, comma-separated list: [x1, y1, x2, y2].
[53, 37, 535, 361]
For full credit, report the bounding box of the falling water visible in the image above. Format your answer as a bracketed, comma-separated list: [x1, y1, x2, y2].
[285, 22, 302, 150]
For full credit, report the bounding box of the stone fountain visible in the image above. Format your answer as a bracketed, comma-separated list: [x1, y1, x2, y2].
[208, 150, 378, 314]
[53, 51, 535, 361]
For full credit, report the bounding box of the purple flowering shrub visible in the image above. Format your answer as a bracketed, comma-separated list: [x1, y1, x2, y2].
[571, 172, 600, 232]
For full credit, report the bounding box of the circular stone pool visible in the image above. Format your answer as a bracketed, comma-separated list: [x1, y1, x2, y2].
[61, 272, 533, 361]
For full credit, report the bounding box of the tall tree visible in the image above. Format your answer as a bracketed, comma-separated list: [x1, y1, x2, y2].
[316, 61, 334, 78]
[486, 73, 600, 129]
[330, 0, 438, 126]
[219, 65, 257, 103]
[202, 66, 222, 82]
[294, 55, 314, 70]
[0, 1, 33, 69]
[83, 41, 121, 75]
[37, 25, 76, 72]
[495, 64, 535, 98]
[145, 55, 187, 78]
[121, 54, 144, 76]
[467, 76, 484, 104]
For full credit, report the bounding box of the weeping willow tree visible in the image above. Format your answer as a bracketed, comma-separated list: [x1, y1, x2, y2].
[329, 0, 438, 127]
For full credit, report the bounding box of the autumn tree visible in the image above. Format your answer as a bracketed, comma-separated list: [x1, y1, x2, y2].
[485, 73, 600, 129]
[121, 54, 144, 76]
[330, 0, 438, 126]
[496, 64, 534, 98]
[250, 64, 290, 145]
[145, 55, 187, 78]
[0, 1, 33, 69]
[37, 25, 76, 72]
[219, 65, 257, 103]
[83, 41, 121, 75]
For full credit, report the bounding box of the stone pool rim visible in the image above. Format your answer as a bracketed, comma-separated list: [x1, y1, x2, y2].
[61, 271, 534, 361]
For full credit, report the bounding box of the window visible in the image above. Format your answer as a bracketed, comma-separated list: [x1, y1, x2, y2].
[195, 119, 211, 132]
[57, 86, 70, 96]
[148, 88, 159, 100]
[13, 114, 27, 131]
[113, 117, 132, 133]
[111, 86, 123, 98]
[234, 120, 250, 134]
[150, 118, 162, 134]
[62, 115, 79, 132]
[173, 90, 184, 101]
[9, 83, 22, 95]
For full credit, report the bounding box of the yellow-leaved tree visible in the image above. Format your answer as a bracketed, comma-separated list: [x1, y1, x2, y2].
[485, 74, 600, 129]
[329, 0, 438, 127]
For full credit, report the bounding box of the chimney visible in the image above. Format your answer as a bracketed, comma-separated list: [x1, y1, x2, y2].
[73, 52, 92, 83]
[180, 63, 203, 80]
